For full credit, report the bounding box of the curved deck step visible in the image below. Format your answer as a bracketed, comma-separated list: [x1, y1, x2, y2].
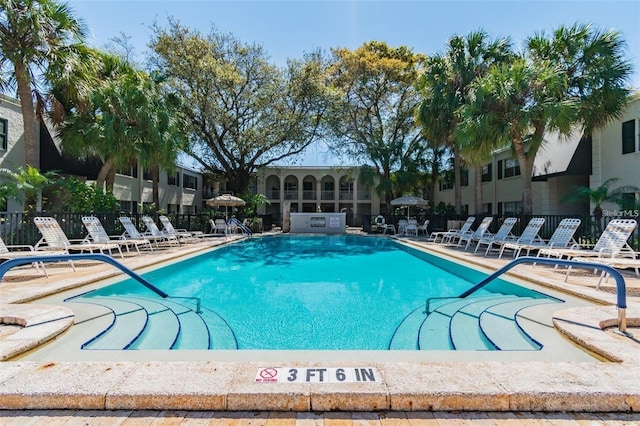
[199, 309, 238, 349]
[419, 295, 500, 350]
[480, 298, 555, 350]
[449, 296, 519, 350]
[418, 310, 454, 350]
[388, 307, 424, 350]
[82, 297, 148, 350]
[128, 296, 211, 349]
[124, 297, 180, 350]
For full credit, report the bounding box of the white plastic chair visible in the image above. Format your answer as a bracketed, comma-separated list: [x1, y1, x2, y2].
[496, 217, 546, 258]
[474, 217, 518, 255]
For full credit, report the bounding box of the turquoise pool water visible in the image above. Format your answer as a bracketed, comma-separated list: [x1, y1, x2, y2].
[77, 235, 559, 350]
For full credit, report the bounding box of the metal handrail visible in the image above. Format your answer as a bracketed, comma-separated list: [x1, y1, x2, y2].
[426, 256, 629, 335]
[0, 253, 168, 297]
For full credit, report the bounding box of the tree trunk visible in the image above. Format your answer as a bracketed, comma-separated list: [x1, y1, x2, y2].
[474, 167, 483, 215]
[97, 157, 114, 193]
[105, 164, 116, 195]
[513, 137, 533, 215]
[453, 146, 462, 215]
[152, 164, 160, 209]
[14, 62, 40, 169]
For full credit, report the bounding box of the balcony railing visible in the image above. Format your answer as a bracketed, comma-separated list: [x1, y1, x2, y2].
[302, 190, 316, 200]
[284, 190, 298, 200]
[321, 190, 335, 200]
[267, 189, 280, 199]
[339, 192, 354, 200]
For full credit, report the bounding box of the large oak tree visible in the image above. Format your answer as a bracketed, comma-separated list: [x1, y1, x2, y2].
[149, 20, 331, 195]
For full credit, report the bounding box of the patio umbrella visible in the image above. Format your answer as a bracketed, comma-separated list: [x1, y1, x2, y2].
[206, 194, 246, 219]
[390, 195, 428, 220]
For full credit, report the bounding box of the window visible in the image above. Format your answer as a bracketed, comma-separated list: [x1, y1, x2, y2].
[340, 181, 353, 193]
[620, 192, 638, 211]
[167, 203, 180, 213]
[0, 118, 7, 150]
[502, 159, 520, 178]
[284, 182, 297, 191]
[498, 201, 522, 215]
[481, 163, 492, 183]
[303, 181, 313, 191]
[143, 168, 153, 181]
[168, 172, 179, 186]
[182, 174, 197, 190]
[183, 205, 196, 214]
[461, 169, 469, 187]
[622, 119, 636, 154]
[482, 203, 492, 215]
[439, 180, 453, 191]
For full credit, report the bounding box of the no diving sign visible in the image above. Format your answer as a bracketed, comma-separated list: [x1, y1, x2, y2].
[254, 367, 380, 383]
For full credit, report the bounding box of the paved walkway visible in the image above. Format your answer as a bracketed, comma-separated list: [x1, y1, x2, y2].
[2, 409, 640, 425]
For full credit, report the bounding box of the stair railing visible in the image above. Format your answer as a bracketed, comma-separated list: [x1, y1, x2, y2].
[425, 256, 629, 336]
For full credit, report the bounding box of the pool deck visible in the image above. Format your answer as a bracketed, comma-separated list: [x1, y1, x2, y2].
[1, 231, 639, 415]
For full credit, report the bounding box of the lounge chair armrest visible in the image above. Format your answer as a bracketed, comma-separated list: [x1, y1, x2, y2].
[5, 244, 36, 252]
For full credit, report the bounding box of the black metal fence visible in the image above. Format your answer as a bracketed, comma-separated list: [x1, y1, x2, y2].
[1, 211, 638, 252]
[362, 213, 640, 252]
[0, 212, 274, 246]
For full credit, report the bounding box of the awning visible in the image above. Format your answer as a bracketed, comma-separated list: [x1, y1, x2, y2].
[532, 131, 591, 181]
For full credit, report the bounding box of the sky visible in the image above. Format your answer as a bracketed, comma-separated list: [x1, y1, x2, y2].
[67, 0, 640, 167]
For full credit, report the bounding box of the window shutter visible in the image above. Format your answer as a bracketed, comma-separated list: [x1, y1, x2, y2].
[497, 160, 503, 179]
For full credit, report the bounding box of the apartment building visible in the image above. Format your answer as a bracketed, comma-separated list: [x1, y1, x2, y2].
[0, 94, 203, 214]
[432, 94, 640, 216]
[255, 166, 384, 226]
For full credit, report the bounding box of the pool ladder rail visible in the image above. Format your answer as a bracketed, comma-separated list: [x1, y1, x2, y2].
[425, 256, 630, 337]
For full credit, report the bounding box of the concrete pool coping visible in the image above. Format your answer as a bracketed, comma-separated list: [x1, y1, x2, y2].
[1, 232, 639, 411]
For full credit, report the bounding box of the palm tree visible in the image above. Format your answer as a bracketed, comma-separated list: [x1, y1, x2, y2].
[0, 0, 87, 168]
[416, 31, 512, 215]
[464, 23, 632, 216]
[462, 57, 577, 216]
[561, 178, 639, 219]
[0, 165, 56, 212]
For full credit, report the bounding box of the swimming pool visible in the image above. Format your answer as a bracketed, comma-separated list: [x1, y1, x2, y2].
[66, 235, 566, 351]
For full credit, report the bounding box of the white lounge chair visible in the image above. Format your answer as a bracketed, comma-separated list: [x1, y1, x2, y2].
[457, 217, 494, 250]
[538, 218, 637, 261]
[474, 217, 518, 255]
[430, 217, 476, 243]
[159, 215, 200, 242]
[501, 218, 581, 258]
[141, 216, 179, 246]
[496, 217, 546, 258]
[34, 216, 122, 259]
[0, 236, 71, 277]
[82, 216, 152, 255]
[119, 216, 168, 248]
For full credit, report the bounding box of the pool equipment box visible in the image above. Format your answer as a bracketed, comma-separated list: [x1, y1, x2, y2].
[289, 212, 346, 234]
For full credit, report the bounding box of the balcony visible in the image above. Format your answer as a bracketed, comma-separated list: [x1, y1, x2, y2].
[302, 190, 316, 200]
[339, 192, 354, 200]
[321, 190, 335, 200]
[267, 189, 280, 199]
[284, 190, 298, 200]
